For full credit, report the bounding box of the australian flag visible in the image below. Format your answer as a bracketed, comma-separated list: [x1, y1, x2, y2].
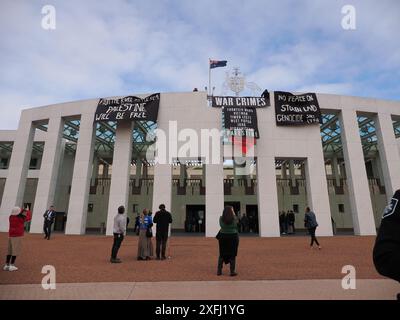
[210, 59, 227, 69]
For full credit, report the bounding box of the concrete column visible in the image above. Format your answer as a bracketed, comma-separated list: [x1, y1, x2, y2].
[106, 121, 133, 235]
[339, 161, 346, 179]
[305, 156, 333, 236]
[233, 162, 240, 187]
[375, 112, 400, 200]
[281, 161, 287, 179]
[331, 157, 340, 186]
[53, 140, 66, 210]
[65, 113, 96, 235]
[257, 156, 280, 237]
[371, 156, 385, 184]
[300, 163, 306, 178]
[289, 160, 295, 186]
[135, 159, 142, 186]
[152, 163, 172, 235]
[103, 164, 109, 178]
[142, 164, 148, 178]
[0, 116, 35, 232]
[339, 109, 376, 235]
[30, 117, 64, 233]
[179, 164, 186, 187]
[205, 163, 224, 237]
[91, 155, 99, 186]
[202, 164, 206, 186]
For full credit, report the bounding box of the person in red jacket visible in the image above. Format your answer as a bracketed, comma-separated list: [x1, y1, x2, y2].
[3, 206, 31, 272]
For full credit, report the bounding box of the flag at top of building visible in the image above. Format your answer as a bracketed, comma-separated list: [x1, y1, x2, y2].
[210, 59, 227, 69]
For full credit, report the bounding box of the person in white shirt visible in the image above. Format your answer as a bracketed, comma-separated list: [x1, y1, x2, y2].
[110, 206, 127, 263]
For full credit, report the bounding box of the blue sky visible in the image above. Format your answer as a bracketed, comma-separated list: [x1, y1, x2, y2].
[0, 0, 399, 129]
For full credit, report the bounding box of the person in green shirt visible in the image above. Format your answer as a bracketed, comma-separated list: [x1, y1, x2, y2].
[216, 206, 239, 276]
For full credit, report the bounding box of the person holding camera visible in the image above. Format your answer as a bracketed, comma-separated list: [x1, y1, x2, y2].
[3, 206, 31, 272]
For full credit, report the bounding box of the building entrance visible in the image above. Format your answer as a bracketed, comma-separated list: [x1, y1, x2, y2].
[185, 205, 205, 233]
[245, 204, 259, 233]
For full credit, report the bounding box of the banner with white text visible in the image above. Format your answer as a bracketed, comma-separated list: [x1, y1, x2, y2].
[274, 91, 321, 126]
[94, 93, 160, 122]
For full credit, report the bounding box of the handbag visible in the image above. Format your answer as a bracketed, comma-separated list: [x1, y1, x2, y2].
[146, 227, 153, 238]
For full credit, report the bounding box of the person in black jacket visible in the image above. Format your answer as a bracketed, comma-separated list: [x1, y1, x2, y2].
[43, 206, 56, 240]
[373, 189, 400, 300]
[153, 204, 173, 260]
[287, 210, 295, 234]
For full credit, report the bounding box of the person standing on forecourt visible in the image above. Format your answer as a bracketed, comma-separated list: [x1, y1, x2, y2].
[216, 206, 239, 276]
[137, 209, 154, 260]
[304, 207, 321, 249]
[3, 206, 31, 272]
[373, 189, 400, 300]
[43, 205, 56, 240]
[110, 206, 127, 263]
[153, 204, 173, 260]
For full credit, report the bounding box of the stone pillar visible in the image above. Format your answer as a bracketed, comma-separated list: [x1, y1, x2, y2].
[339, 109, 376, 235]
[179, 164, 186, 187]
[152, 164, 172, 235]
[0, 115, 35, 232]
[103, 164, 109, 178]
[371, 156, 385, 185]
[65, 113, 96, 235]
[289, 160, 296, 186]
[91, 155, 99, 187]
[142, 164, 148, 178]
[375, 112, 400, 200]
[30, 117, 64, 233]
[205, 163, 224, 237]
[135, 159, 142, 187]
[305, 156, 333, 236]
[106, 121, 133, 235]
[331, 157, 341, 186]
[300, 163, 306, 178]
[257, 156, 280, 237]
[281, 161, 287, 179]
[202, 164, 206, 186]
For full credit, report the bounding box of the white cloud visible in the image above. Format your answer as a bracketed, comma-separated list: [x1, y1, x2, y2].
[0, 0, 399, 130]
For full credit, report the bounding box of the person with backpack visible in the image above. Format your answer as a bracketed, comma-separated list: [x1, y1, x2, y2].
[304, 207, 321, 249]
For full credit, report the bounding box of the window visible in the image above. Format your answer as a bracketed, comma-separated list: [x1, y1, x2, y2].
[0, 158, 8, 169]
[29, 158, 38, 169]
[88, 203, 94, 212]
[293, 204, 299, 213]
[132, 204, 138, 213]
[338, 204, 345, 213]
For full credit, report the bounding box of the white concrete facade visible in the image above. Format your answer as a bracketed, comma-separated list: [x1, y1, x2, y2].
[0, 92, 399, 237]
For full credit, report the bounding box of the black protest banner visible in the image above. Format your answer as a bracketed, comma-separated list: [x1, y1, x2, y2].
[212, 96, 269, 139]
[223, 106, 259, 139]
[274, 91, 322, 126]
[212, 96, 270, 108]
[94, 93, 160, 122]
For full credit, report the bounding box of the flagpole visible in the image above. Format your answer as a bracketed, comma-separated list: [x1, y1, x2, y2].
[208, 58, 211, 97]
